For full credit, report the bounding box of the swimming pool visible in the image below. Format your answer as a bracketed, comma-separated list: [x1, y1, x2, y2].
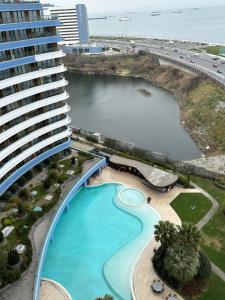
[42, 183, 160, 300]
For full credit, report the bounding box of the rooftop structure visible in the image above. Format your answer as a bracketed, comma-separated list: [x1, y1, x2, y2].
[0, 0, 71, 196]
[109, 155, 178, 192]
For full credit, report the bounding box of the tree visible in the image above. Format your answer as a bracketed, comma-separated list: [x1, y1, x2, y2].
[48, 170, 58, 182]
[24, 170, 33, 180]
[154, 221, 177, 248]
[17, 176, 26, 187]
[0, 231, 4, 244]
[95, 295, 114, 300]
[164, 246, 200, 285]
[71, 156, 76, 165]
[43, 177, 51, 190]
[9, 183, 18, 194]
[176, 223, 202, 251]
[195, 251, 211, 281]
[18, 188, 29, 200]
[8, 250, 20, 266]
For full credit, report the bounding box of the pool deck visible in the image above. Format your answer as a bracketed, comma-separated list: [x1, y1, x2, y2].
[40, 279, 71, 300]
[89, 166, 200, 300]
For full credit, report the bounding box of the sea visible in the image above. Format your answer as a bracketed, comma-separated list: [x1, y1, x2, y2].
[89, 6, 225, 44]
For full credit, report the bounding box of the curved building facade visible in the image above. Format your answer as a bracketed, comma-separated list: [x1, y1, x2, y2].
[0, 0, 71, 196]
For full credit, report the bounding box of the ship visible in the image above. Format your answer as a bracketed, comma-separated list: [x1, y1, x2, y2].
[172, 10, 182, 13]
[119, 17, 132, 21]
[151, 12, 160, 16]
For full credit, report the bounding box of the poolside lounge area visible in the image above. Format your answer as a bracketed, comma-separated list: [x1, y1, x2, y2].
[109, 155, 178, 192]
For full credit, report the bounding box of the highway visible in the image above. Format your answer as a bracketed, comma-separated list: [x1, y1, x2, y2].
[102, 39, 225, 86]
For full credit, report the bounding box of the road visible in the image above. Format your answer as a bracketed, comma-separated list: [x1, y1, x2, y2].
[102, 39, 225, 86]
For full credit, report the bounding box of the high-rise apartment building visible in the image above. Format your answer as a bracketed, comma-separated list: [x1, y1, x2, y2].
[46, 4, 89, 45]
[0, 0, 71, 196]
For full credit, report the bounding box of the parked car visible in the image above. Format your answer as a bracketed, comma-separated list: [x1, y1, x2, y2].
[190, 60, 195, 63]
[213, 57, 219, 60]
[217, 70, 222, 74]
[221, 61, 225, 64]
[213, 64, 219, 68]
[180, 55, 184, 59]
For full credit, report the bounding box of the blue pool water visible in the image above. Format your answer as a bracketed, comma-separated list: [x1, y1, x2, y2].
[42, 183, 160, 300]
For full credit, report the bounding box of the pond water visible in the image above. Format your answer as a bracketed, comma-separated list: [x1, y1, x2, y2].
[66, 73, 201, 160]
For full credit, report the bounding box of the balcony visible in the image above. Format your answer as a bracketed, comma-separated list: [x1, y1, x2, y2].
[0, 140, 71, 196]
[0, 35, 62, 52]
[0, 78, 68, 108]
[0, 128, 71, 180]
[0, 91, 69, 126]
[0, 101, 69, 145]
[0, 117, 71, 163]
[0, 63, 66, 89]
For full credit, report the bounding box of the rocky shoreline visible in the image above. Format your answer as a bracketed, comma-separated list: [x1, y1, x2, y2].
[64, 54, 225, 165]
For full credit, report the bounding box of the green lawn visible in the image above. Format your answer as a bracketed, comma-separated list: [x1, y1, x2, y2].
[171, 193, 212, 225]
[191, 176, 225, 272]
[186, 273, 225, 300]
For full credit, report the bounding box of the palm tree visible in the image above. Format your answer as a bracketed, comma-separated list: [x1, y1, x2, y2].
[154, 221, 177, 248]
[164, 245, 200, 285]
[176, 223, 202, 251]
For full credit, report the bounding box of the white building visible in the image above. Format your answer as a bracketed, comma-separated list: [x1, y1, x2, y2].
[45, 4, 89, 46]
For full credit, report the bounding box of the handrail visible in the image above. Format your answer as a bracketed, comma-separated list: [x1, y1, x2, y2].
[33, 157, 107, 300]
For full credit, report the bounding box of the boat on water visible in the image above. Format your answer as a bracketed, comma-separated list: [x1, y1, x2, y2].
[172, 10, 182, 14]
[151, 12, 160, 16]
[119, 17, 132, 21]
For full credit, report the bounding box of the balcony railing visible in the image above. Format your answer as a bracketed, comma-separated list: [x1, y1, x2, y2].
[0, 46, 58, 62]
[0, 0, 39, 4]
[0, 15, 58, 24]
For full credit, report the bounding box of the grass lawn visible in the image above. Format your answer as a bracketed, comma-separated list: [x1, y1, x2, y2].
[171, 193, 212, 225]
[204, 45, 221, 55]
[191, 176, 225, 272]
[186, 273, 225, 300]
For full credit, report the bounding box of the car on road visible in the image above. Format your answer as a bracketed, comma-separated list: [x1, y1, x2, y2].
[213, 57, 219, 61]
[160, 46, 164, 49]
[190, 60, 195, 63]
[213, 64, 219, 68]
[217, 70, 222, 74]
[174, 49, 178, 52]
[221, 61, 225, 64]
[180, 55, 184, 59]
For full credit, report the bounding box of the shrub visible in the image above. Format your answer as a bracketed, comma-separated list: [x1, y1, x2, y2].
[48, 170, 58, 182]
[216, 177, 225, 186]
[178, 175, 191, 188]
[17, 176, 26, 187]
[50, 161, 58, 169]
[18, 188, 29, 200]
[4, 270, 21, 283]
[223, 207, 225, 216]
[95, 295, 114, 300]
[43, 158, 51, 166]
[34, 164, 43, 173]
[43, 177, 51, 190]
[24, 170, 33, 180]
[2, 216, 14, 226]
[0, 231, 4, 243]
[195, 251, 211, 281]
[9, 183, 18, 194]
[17, 202, 27, 216]
[8, 250, 20, 266]
[71, 156, 76, 165]
[0, 191, 12, 202]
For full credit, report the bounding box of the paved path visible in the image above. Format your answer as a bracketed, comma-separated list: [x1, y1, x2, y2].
[191, 182, 225, 282]
[191, 182, 219, 230]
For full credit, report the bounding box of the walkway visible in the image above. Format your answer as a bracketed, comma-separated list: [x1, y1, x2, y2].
[191, 182, 225, 281]
[40, 279, 71, 300]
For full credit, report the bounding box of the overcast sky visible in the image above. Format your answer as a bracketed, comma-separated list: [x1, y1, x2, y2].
[42, 0, 225, 13]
